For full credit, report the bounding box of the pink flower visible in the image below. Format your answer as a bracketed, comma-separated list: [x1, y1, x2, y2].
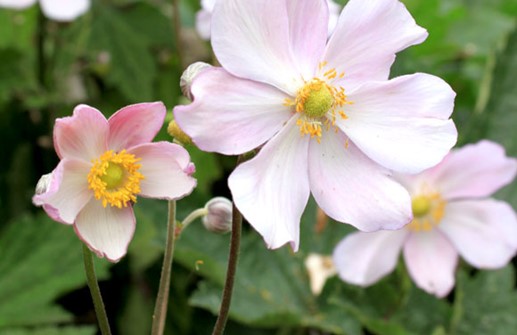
[0, 0, 90, 22]
[333, 140, 517, 297]
[195, 0, 342, 40]
[33, 103, 197, 262]
[175, 0, 457, 251]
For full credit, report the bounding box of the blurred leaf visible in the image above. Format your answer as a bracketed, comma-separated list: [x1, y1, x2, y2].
[0, 214, 110, 328]
[0, 326, 96, 335]
[0, 9, 37, 51]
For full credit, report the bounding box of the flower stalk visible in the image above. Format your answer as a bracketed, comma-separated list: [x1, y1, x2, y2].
[82, 244, 112, 335]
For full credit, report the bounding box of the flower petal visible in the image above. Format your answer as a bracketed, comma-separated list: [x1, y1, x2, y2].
[195, 9, 212, 40]
[285, 0, 328, 80]
[128, 142, 196, 200]
[35, 159, 92, 224]
[174, 67, 292, 155]
[54, 104, 108, 161]
[403, 230, 458, 298]
[333, 229, 408, 286]
[108, 102, 166, 152]
[309, 130, 412, 232]
[426, 141, 517, 199]
[228, 116, 310, 251]
[439, 199, 517, 269]
[0, 0, 36, 9]
[324, 0, 428, 90]
[337, 74, 457, 173]
[211, 0, 302, 94]
[40, 0, 90, 22]
[74, 199, 135, 262]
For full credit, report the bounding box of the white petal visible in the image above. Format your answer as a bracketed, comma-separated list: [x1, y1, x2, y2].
[40, 0, 90, 22]
[403, 230, 458, 298]
[228, 116, 310, 251]
[195, 9, 212, 40]
[211, 0, 302, 94]
[338, 74, 457, 173]
[324, 0, 427, 90]
[308, 130, 412, 231]
[333, 229, 408, 286]
[439, 199, 517, 269]
[74, 199, 135, 262]
[0, 0, 36, 9]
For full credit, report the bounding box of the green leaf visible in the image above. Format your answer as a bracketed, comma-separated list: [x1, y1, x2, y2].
[0, 214, 110, 328]
[0, 326, 96, 335]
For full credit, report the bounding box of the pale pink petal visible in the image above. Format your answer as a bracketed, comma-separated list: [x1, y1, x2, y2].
[309, 130, 412, 232]
[195, 9, 212, 40]
[201, 0, 216, 11]
[439, 199, 517, 269]
[54, 104, 108, 162]
[333, 229, 408, 286]
[211, 0, 302, 94]
[426, 141, 517, 199]
[36, 159, 92, 224]
[127, 142, 196, 200]
[403, 230, 458, 298]
[0, 0, 36, 9]
[326, 0, 341, 36]
[337, 74, 457, 173]
[324, 0, 427, 90]
[74, 199, 135, 262]
[285, 0, 328, 80]
[174, 67, 292, 155]
[40, 0, 90, 22]
[228, 117, 310, 251]
[108, 102, 166, 152]
[33, 169, 69, 224]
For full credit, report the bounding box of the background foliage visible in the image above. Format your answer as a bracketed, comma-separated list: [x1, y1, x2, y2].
[0, 0, 516, 334]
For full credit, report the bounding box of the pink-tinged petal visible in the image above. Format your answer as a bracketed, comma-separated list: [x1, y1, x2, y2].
[174, 67, 292, 155]
[309, 130, 412, 232]
[426, 141, 517, 199]
[439, 199, 517, 269]
[74, 199, 135, 262]
[403, 230, 458, 298]
[326, 0, 341, 36]
[285, 0, 328, 80]
[35, 159, 92, 224]
[211, 0, 302, 94]
[54, 104, 108, 161]
[0, 0, 36, 9]
[333, 229, 408, 286]
[324, 0, 427, 90]
[195, 9, 212, 40]
[108, 102, 166, 152]
[128, 142, 196, 200]
[338, 74, 457, 173]
[228, 117, 310, 251]
[40, 0, 90, 22]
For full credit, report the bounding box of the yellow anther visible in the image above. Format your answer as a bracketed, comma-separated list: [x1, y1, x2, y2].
[407, 193, 446, 232]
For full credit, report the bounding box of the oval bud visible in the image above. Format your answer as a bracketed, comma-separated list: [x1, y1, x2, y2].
[202, 197, 233, 234]
[180, 61, 212, 99]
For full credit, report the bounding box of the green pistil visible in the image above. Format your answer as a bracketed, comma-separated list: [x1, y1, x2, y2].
[100, 163, 124, 189]
[304, 84, 333, 118]
[411, 195, 431, 218]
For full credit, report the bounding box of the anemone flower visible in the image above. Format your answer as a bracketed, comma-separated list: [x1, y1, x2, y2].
[33, 103, 197, 262]
[0, 0, 90, 22]
[333, 141, 517, 297]
[175, 0, 457, 251]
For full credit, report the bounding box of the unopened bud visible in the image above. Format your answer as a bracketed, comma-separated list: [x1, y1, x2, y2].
[304, 253, 336, 295]
[168, 120, 192, 145]
[35, 173, 53, 195]
[202, 197, 233, 234]
[180, 61, 212, 99]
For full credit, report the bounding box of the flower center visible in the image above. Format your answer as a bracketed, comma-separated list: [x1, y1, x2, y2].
[284, 62, 351, 143]
[87, 150, 144, 208]
[407, 193, 446, 232]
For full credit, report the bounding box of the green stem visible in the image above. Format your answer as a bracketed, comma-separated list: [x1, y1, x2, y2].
[179, 207, 208, 233]
[172, 0, 184, 69]
[211, 203, 243, 335]
[151, 200, 177, 335]
[82, 244, 112, 335]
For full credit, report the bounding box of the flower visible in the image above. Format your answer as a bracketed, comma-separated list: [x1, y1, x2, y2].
[202, 197, 233, 233]
[332, 140, 517, 297]
[195, 0, 342, 40]
[0, 0, 90, 22]
[175, 0, 457, 251]
[33, 103, 197, 262]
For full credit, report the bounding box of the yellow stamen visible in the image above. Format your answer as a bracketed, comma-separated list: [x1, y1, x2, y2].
[87, 150, 144, 208]
[407, 193, 446, 232]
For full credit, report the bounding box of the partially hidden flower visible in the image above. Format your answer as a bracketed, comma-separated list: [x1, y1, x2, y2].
[195, 0, 342, 40]
[175, 0, 456, 251]
[305, 253, 336, 295]
[0, 0, 90, 22]
[33, 103, 197, 262]
[333, 140, 517, 297]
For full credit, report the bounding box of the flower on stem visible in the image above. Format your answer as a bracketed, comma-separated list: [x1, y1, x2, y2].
[0, 0, 90, 22]
[33, 103, 197, 262]
[203, 197, 233, 233]
[333, 140, 517, 298]
[175, 0, 456, 251]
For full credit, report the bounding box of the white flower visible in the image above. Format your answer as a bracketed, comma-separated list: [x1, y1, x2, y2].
[0, 0, 90, 22]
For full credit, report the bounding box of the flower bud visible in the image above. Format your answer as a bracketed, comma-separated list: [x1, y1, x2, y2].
[35, 173, 53, 195]
[304, 253, 336, 295]
[167, 120, 192, 146]
[202, 197, 233, 234]
[180, 61, 212, 99]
